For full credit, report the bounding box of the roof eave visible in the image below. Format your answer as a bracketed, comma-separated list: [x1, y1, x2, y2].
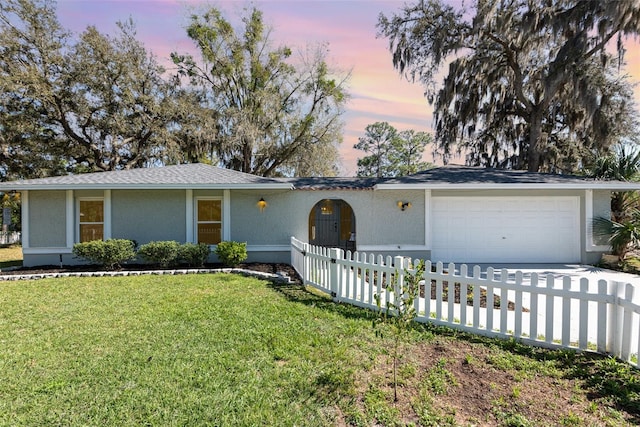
[374, 183, 640, 190]
[0, 183, 293, 191]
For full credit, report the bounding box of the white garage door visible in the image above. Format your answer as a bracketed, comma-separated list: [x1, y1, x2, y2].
[431, 197, 580, 263]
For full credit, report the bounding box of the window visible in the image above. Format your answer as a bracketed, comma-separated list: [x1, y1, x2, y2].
[197, 199, 221, 245]
[79, 199, 104, 242]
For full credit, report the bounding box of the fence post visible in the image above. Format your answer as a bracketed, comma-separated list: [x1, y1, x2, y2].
[391, 256, 405, 311]
[329, 247, 343, 301]
[394, 256, 405, 292]
[597, 280, 608, 353]
[302, 241, 309, 287]
[607, 281, 624, 357]
[621, 283, 635, 362]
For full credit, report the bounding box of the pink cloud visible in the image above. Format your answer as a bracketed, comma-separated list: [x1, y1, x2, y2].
[624, 38, 640, 105]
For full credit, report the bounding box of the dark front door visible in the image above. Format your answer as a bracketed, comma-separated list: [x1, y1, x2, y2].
[309, 199, 356, 250]
[314, 200, 340, 247]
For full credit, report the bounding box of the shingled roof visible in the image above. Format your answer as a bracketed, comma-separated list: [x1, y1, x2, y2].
[282, 176, 378, 190]
[282, 166, 639, 190]
[375, 165, 640, 190]
[0, 163, 292, 191]
[0, 164, 636, 191]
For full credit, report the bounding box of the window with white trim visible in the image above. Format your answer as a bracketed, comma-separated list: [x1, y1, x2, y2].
[196, 198, 222, 244]
[78, 198, 104, 242]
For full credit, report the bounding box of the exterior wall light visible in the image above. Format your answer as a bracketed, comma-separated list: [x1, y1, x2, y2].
[257, 197, 267, 212]
[397, 201, 411, 211]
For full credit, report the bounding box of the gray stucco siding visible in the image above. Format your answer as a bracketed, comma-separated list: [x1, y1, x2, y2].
[29, 190, 66, 247]
[229, 190, 293, 245]
[356, 190, 426, 246]
[74, 190, 104, 198]
[193, 189, 224, 198]
[276, 189, 426, 248]
[110, 190, 186, 244]
[592, 190, 611, 218]
[591, 190, 611, 246]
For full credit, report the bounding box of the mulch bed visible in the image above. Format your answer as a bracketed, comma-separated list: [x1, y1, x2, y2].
[364, 270, 524, 311]
[424, 281, 529, 312]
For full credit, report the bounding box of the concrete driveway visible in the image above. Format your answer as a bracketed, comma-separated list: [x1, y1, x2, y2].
[474, 263, 640, 289]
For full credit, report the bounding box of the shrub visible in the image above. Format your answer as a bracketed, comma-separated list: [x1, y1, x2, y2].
[179, 243, 210, 267]
[137, 241, 181, 268]
[373, 260, 425, 402]
[594, 212, 640, 259]
[72, 239, 136, 270]
[214, 241, 247, 267]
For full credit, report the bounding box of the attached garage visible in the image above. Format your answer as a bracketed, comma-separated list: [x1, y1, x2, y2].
[431, 196, 580, 263]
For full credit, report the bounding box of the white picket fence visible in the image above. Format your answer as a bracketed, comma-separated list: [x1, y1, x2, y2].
[0, 231, 20, 245]
[290, 237, 640, 367]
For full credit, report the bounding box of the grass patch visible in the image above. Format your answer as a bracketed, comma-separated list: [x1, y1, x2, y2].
[0, 245, 22, 269]
[0, 273, 638, 426]
[0, 274, 371, 426]
[623, 257, 640, 273]
[423, 358, 457, 395]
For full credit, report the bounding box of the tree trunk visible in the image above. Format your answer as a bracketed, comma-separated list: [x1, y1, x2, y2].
[527, 110, 544, 172]
[242, 138, 252, 174]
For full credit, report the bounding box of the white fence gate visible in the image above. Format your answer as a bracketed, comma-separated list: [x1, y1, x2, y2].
[290, 237, 640, 368]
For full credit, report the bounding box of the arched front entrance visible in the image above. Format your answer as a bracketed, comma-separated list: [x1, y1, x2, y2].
[309, 199, 356, 251]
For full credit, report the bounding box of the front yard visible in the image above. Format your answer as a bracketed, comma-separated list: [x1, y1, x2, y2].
[0, 273, 638, 426]
[0, 244, 22, 269]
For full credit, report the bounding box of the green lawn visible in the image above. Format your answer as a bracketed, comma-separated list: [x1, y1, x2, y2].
[0, 274, 375, 426]
[0, 245, 22, 269]
[0, 274, 638, 426]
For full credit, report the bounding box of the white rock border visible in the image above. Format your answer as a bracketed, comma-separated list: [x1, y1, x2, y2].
[0, 268, 294, 283]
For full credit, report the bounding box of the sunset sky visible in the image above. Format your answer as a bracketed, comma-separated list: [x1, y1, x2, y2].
[55, 0, 640, 176]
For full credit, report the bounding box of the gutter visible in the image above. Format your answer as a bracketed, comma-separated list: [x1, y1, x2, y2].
[374, 183, 640, 191]
[0, 183, 294, 191]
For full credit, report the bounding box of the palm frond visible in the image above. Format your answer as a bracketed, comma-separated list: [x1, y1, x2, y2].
[593, 210, 640, 257]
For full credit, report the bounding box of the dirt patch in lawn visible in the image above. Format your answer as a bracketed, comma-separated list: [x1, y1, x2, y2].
[342, 334, 638, 426]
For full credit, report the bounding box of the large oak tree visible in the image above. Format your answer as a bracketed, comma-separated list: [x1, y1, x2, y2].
[378, 0, 640, 172]
[172, 7, 349, 177]
[0, 0, 182, 179]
